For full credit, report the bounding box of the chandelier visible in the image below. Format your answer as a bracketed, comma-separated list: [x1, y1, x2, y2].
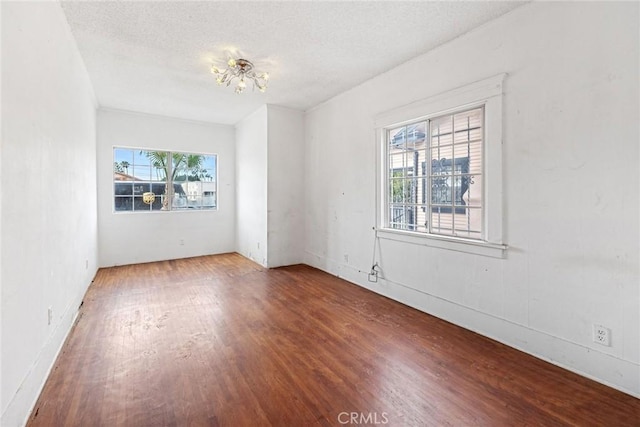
[211, 58, 269, 94]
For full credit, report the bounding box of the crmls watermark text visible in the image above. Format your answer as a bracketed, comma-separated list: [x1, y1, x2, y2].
[338, 412, 389, 425]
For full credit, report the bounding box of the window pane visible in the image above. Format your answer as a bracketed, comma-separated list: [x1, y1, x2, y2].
[430, 206, 483, 238]
[389, 179, 402, 203]
[454, 108, 483, 134]
[453, 207, 483, 237]
[132, 196, 151, 211]
[114, 196, 132, 211]
[389, 126, 406, 149]
[452, 176, 468, 208]
[415, 207, 428, 233]
[128, 192, 163, 211]
[173, 152, 217, 210]
[132, 183, 149, 196]
[134, 150, 152, 166]
[114, 148, 136, 182]
[389, 205, 403, 229]
[113, 148, 216, 213]
[389, 154, 406, 176]
[454, 142, 482, 175]
[114, 182, 132, 196]
[389, 178, 418, 204]
[132, 165, 151, 181]
[431, 174, 453, 206]
[430, 145, 455, 208]
[431, 208, 454, 236]
[414, 152, 427, 177]
[114, 148, 133, 164]
[203, 191, 217, 208]
[454, 126, 482, 145]
[114, 180, 140, 210]
[135, 150, 167, 182]
[389, 204, 423, 231]
[202, 156, 217, 177]
[172, 153, 188, 181]
[404, 122, 427, 151]
[384, 106, 485, 240]
[458, 175, 482, 208]
[404, 150, 423, 177]
[143, 191, 163, 210]
[430, 115, 453, 146]
[431, 145, 454, 164]
[189, 196, 203, 209]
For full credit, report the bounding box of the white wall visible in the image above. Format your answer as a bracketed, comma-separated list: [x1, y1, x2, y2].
[235, 106, 268, 266]
[0, 0, 4, 416]
[304, 2, 639, 396]
[235, 105, 305, 268]
[97, 109, 235, 267]
[266, 106, 305, 268]
[1, 2, 99, 425]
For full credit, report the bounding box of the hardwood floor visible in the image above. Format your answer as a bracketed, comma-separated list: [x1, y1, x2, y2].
[28, 253, 639, 426]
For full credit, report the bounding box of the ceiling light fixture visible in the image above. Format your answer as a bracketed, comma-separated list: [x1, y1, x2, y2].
[211, 57, 269, 94]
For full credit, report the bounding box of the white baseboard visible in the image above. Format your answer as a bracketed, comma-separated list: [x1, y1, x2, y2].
[1, 291, 86, 427]
[305, 251, 640, 398]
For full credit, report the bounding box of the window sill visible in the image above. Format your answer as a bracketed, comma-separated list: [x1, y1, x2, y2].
[376, 228, 506, 258]
[112, 209, 218, 215]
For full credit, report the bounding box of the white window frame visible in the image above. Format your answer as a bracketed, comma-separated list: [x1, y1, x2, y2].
[375, 74, 507, 258]
[112, 147, 219, 214]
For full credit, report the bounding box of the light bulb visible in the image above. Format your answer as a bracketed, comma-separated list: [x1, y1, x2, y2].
[261, 72, 269, 81]
[238, 80, 246, 89]
[258, 86, 266, 93]
[227, 58, 237, 67]
[216, 77, 223, 85]
[211, 66, 219, 74]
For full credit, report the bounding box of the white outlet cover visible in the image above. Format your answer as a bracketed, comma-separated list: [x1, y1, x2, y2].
[593, 324, 611, 346]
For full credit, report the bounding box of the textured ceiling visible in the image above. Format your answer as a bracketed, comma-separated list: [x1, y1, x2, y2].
[61, 1, 525, 125]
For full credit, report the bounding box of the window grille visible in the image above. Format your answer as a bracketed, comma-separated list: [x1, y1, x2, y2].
[386, 107, 483, 239]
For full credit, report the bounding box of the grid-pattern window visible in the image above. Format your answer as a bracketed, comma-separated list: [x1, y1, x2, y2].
[113, 148, 217, 212]
[386, 107, 483, 239]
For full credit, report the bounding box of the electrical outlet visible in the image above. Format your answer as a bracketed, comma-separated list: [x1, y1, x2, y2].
[593, 324, 611, 346]
[179, 239, 184, 246]
[47, 307, 53, 326]
[368, 262, 379, 283]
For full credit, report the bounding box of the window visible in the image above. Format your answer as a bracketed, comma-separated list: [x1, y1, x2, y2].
[387, 107, 483, 239]
[376, 75, 505, 256]
[113, 148, 217, 212]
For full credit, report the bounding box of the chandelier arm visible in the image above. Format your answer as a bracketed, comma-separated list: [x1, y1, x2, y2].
[211, 57, 268, 93]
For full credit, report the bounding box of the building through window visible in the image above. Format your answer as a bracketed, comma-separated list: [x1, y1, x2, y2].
[113, 148, 217, 212]
[377, 75, 505, 255]
[386, 107, 483, 239]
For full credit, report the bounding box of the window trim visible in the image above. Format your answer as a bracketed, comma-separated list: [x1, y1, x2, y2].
[112, 146, 219, 214]
[375, 74, 507, 257]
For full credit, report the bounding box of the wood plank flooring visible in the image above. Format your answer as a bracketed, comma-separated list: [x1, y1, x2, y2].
[28, 253, 639, 426]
